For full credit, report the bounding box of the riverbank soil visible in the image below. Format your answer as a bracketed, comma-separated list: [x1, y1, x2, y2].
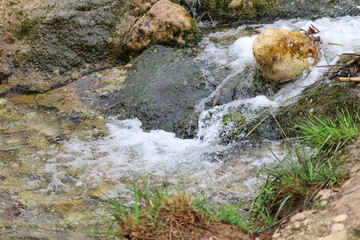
[271, 140, 360, 240]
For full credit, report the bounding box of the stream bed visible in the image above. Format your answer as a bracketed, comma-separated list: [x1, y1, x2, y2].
[1, 15, 360, 239]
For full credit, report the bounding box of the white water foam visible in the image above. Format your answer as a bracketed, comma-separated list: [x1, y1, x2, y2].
[42, 16, 360, 201]
[42, 118, 281, 202]
[196, 16, 360, 142]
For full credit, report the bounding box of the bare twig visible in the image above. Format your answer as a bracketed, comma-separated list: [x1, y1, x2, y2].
[212, 89, 221, 107]
[195, 12, 207, 22]
[196, 11, 215, 27]
[269, 110, 302, 165]
[316, 65, 338, 68]
[341, 53, 360, 57]
[338, 77, 360, 82]
[215, 20, 247, 27]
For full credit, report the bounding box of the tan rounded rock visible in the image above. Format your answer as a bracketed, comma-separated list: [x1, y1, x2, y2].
[252, 28, 321, 83]
[333, 214, 348, 223]
[0, 98, 7, 106]
[331, 223, 345, 233]
[229, 0, 242, 10]
[124, 0, 200, 51]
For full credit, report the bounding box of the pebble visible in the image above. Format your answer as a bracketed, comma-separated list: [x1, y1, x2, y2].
[320, 200, 328, 206]
[293, 221, 301, 230]
[315, 189, 333, 201]
[319, 230, 347, 240]
[350, 165, 360, 174]
[272, 232, 281, 239]
[331, 223, 345, 233]
[333, 214, 348, 223]
[303, 219, 311, 226]
[0, 98, 6, 106]
[290, 210, 316, 222]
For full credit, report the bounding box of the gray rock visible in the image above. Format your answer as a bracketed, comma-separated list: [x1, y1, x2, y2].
[108, 46, 211, 138]
[35, 45, 212, 138]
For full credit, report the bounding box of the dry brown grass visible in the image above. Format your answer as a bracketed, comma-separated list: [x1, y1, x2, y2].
[114, 193, 250, 240]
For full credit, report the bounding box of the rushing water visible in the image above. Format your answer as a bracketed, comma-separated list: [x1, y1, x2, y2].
[2, 15, 360, 239]
[42, 15, 360, 206]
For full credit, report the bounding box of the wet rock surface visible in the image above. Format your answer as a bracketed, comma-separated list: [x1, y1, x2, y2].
[1, 2, 360, 238]
[0, 0, 201, 93]
[279, 82, 360, 136]
[34, 45, 211, 138]
[1, 0, 126, 92]
[0, 100, 110, 239]
[108, 46, 211, 138]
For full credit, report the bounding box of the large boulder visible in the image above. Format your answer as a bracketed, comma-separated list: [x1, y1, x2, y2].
[252, 29, 321, 84]
[1, 0, 127, 92]
[0, 0, 201, 93]
[123, 0, 201, 52]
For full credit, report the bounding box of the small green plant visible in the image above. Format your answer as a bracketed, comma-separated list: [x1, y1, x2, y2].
[8, 1, 20, 7]
[250, 146, 345, 227]
[296, 108, 360, 151]
[101, 176, 250, 239]
[313, 200, 324, 210]
[101, 106, 355, 236]
[16, 18, 40, 40]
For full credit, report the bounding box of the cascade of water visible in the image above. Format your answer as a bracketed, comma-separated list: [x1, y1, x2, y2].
[42, 16, 360, 202]
[196, 16, 360, 143]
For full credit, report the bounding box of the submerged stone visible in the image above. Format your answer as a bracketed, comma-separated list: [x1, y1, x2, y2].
[253, 28, 321, 83]
[109, 46, 210, 138]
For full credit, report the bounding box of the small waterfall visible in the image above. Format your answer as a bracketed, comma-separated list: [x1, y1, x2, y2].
[196, 16, 360, 143]
[41, 16, 360, 203]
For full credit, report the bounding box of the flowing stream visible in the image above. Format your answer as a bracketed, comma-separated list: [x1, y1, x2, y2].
[2, 15, 360, 239]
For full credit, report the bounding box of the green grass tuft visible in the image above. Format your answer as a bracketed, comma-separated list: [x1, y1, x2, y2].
[100, 107, 358, 236]
[100, 176, 251, 239]
[250, 146, 345, 226]
[296, 108, 360, 151]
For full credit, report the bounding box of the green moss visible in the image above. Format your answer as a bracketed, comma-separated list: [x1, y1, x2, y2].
[222, 112, 245, 126]
[8, 1, 20, 7]
[16, 18, 40, 40]
[185, 12, 203, 44]
[201, 0, 233, 19]
[232, 0, 280, 19]
[279, 83, 360, 136]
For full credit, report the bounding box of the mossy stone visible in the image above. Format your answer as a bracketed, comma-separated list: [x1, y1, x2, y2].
[279, 82, 360, 136]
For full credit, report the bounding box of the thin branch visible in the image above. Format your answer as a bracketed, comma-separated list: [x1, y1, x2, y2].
[269, 110, 302, 165]
[341, 53, 360, 57]
[196, 11, 215, 27]
[338, 77, 360, 82]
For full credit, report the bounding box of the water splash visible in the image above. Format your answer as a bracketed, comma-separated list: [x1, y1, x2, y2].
[42, 16, 360, 202]
[196, 16, 360, 142]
